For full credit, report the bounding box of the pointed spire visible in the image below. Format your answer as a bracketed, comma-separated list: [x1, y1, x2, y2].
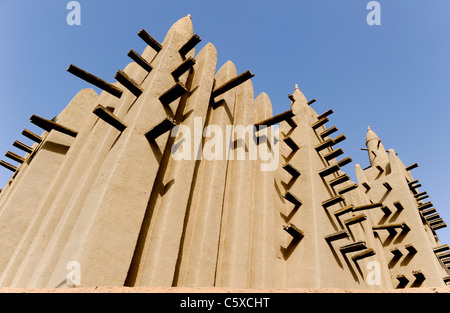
[388, 148, 407, 176]
[216, 61, 238, 83]
[366, 126, 389, 168]
[291, 83, 308, 115]
[355, 163, 369, 186]
[163, 15, 194, 44]
[254, 92, 273, 119]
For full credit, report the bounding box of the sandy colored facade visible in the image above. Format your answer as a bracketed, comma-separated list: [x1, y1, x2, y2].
[0, 16, 448, 290]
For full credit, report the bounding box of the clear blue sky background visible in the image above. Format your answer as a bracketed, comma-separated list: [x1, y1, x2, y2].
[0, 1, 448, 242]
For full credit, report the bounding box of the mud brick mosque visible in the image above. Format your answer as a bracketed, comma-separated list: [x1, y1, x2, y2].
[0, 16, 448, 289]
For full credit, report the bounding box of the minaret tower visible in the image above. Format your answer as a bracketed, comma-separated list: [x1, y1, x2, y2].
[273, 85, 389, 289]
[366, 126, 389, 167]
[0, 16, 447, 290]
[355, 127, 449, 288]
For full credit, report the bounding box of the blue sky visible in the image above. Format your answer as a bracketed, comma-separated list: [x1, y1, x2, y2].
[0, 1, 448, 242]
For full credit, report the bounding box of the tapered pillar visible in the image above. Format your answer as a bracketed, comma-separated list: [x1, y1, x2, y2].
[42, 16, 196, 288]
[215, 79, 255, 288]
[355, 128, 448, 288]
[128, 43, 218, 287]
[176, 61, 239, 287]
[0, 88, 98, 285]
[248, 92, 277, 289]
[276, 85, 382, 288]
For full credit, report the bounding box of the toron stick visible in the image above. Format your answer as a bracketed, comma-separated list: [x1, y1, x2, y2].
[30, 115, 78, 138]
[127, 49, 153, 72]
[114, 70, 143, 97]
[67, 65, 123, 98]
[0, 160, 17, 172]
[5, 151, 24, 164]
[13, 141, 33, 154]
[138, 29, 162, 52]
[93, 105, 127, 132]
[179, 34, 201, 56]
[212, 71, 254, 98]
[145, 116, 177, 140]
[171, 57, 196, 80]
[159, 82, 188, 106]
[255, 110, 294, 127]
[22, 129, 43, 143]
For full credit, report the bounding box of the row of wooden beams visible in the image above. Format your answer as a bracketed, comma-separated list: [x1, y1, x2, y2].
[67, 31, 200, 102]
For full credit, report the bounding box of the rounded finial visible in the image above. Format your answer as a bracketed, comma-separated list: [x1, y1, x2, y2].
[295, 84, 299, 90]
